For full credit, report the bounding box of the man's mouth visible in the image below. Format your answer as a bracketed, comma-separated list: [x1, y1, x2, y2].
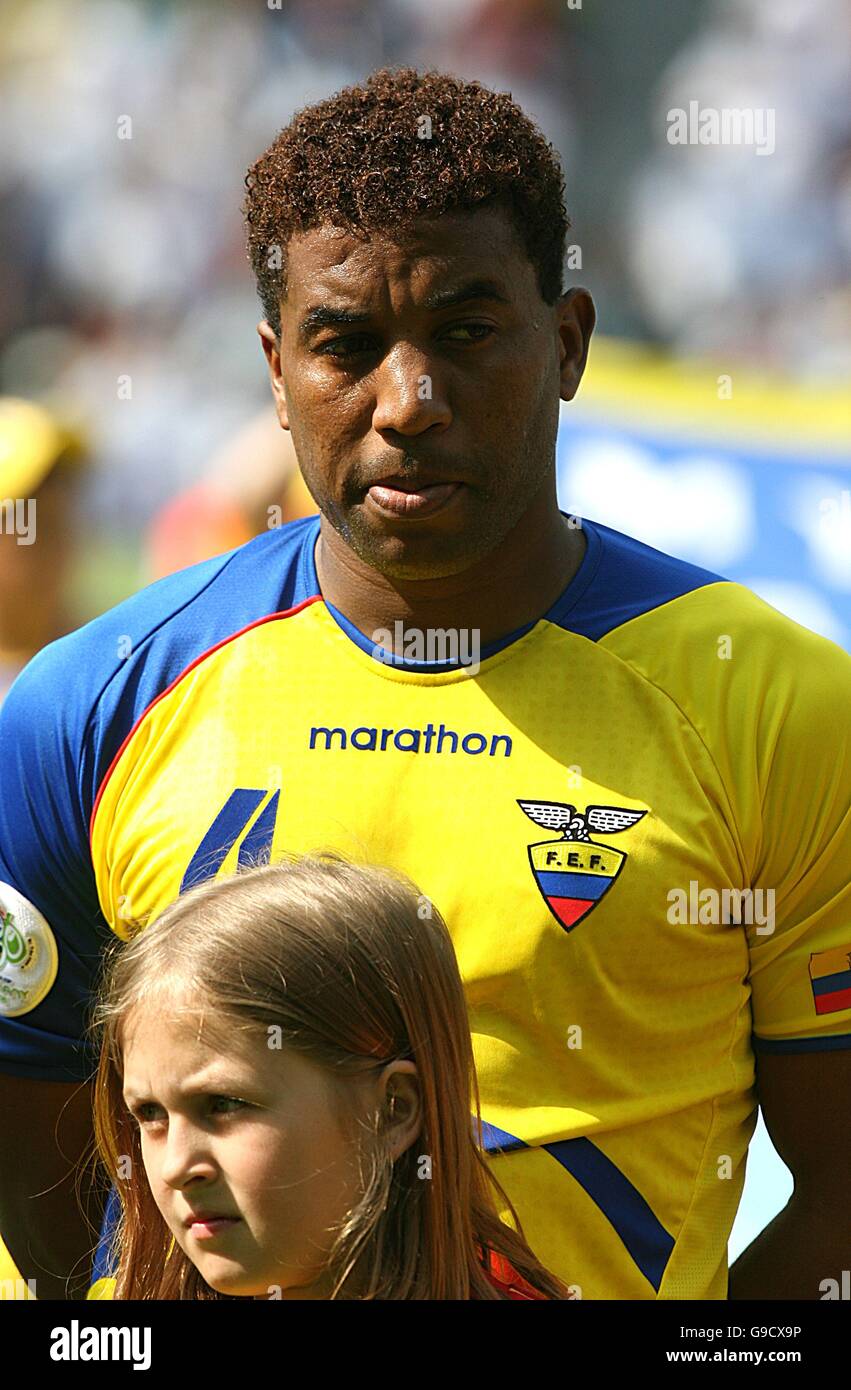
[366, 475, 465, 518]
[373, 472, 458, 492]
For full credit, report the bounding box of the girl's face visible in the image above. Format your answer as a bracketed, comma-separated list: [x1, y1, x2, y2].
[121, 998, 383, 1298]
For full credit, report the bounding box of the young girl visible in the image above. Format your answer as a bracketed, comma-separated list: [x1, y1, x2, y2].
[89, 853, 574, 1300]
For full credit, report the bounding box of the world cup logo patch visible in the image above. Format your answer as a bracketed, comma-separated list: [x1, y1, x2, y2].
[0, 883, 59, 1017]
[517, 799, 646, 933]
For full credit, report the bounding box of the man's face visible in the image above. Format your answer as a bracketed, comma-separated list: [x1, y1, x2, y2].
[260, 206, 593, 580]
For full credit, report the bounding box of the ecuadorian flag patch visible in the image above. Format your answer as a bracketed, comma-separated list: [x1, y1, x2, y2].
[809, 947, 851, 1015]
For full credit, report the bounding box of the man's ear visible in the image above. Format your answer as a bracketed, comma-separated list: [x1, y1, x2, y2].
[557, 288, 596, 402]
[257, 320, 290, 430]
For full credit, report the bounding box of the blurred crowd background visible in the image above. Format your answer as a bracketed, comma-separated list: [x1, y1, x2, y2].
[2, 0, 849, 621]
[1, 0, 850, 1265]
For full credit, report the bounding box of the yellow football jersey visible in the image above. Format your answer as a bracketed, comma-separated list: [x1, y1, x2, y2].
[1, 513, 849, 1299]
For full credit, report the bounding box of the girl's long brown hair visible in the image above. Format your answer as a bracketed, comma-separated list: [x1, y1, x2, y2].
[88, 852, 572, 1299]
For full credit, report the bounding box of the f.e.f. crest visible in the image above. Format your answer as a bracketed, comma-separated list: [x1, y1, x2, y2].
[517, 799, 646, 932]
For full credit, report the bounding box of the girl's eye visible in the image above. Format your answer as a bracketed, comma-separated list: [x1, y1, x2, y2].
[128, 1097, 249, 1128]
[129, 1103, 163, 1128]
[209, 1096, 248, 1115]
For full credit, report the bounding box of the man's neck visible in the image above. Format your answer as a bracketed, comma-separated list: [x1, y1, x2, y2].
[313, 499, 586, 652]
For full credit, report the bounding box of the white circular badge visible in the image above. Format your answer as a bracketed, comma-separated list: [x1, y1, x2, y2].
[0, 882, 59, 1017]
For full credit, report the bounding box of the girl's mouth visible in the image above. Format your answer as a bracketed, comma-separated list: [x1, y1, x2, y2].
[186, 1216, 242, 1239]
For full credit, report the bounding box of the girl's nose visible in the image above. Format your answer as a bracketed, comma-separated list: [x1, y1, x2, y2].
[158, 1116, 217, 1188]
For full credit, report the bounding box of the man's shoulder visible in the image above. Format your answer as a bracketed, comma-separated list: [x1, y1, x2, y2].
[573, 518, 849, 673]
[63, 512, 317, 659]
[568, 521, 851, 774]
[555, 518, 732, 642]
[2, 516, 320, 731]
[0, 517, 321, 823]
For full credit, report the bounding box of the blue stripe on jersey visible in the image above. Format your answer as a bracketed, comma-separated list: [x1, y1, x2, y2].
[238, 790, 280, 870]
[477, 1117, 674, 1292]
[753, 1033, 851, 1053]
[181, 788, 267, 891]
[811, 970, 851, 996]
[478, 1118, 529, 1154]
[542, 1136, 675, 1293]
[535, 871, 611, 900]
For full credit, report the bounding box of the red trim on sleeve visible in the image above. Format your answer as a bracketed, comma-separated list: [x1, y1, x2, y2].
[88, 595, 323, 844]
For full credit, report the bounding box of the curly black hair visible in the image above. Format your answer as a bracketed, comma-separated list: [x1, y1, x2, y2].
[243, 66, 571, 340]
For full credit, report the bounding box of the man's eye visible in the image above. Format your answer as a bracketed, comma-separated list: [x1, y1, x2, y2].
[442, 323, 494, 342]
[318, 322, 494, 358]
[318, 335, 374, 358]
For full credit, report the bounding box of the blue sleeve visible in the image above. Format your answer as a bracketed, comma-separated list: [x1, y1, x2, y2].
[0, 519, 320, 1083]
[0, 636, 110, 1082]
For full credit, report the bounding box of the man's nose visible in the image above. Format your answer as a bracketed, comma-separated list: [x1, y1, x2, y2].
[371, 341, 451, 436]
